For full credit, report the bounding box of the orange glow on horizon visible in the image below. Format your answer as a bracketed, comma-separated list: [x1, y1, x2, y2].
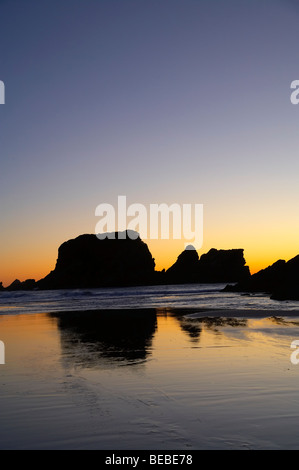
[1, 233, 299, 288]
[0, 249, 296, 288]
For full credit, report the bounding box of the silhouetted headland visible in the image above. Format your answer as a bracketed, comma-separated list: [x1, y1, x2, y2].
[224, 254, 299, 300]
[5, 279, 36, 291]
[3, 230, 250, 291]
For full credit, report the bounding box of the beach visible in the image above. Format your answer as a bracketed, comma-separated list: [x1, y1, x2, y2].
[1, 285, 299, 449]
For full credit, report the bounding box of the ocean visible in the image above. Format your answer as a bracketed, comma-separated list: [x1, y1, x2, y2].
[1, 283, 299, 450]
[2, 283, 299, 315]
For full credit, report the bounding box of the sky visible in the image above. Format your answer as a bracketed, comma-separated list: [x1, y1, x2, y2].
[1, 0, 299, 286]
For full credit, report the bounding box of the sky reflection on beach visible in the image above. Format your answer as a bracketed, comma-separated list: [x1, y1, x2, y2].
[1, 309, 299, 449]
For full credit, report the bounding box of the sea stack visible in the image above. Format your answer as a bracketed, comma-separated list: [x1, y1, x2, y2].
[165, 247, 250, 284]
[37, 231, 156, 289]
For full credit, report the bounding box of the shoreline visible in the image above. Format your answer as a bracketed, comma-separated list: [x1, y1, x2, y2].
[183, 308, 299, 319]
[1, 306, 298, 320]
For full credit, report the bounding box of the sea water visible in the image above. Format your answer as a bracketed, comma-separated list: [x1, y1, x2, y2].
[1, 283, 299, 316]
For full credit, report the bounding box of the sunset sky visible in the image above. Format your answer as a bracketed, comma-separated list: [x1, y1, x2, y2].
[1, 0, 299, 286]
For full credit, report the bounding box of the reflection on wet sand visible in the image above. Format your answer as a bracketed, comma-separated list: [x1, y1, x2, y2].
[270, 315, 299, 326]
[176, 315, 248, 342]
[2, 309, 299, 449]
[51, 308, 252, 364]
[50, 309, 157, 367]
[178, 319, 202, 342]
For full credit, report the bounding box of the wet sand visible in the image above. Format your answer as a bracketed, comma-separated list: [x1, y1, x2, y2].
[185, 308, 299, 318]
[1, 308, 299, 449]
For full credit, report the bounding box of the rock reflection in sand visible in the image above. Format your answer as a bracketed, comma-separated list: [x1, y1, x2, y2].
[50, 309, 157, 368]
[176, 314, 247, 342]
[2, 309, 299, 449]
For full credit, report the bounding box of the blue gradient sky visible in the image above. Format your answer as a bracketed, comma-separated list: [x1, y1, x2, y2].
[1, 0, 299, 285]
